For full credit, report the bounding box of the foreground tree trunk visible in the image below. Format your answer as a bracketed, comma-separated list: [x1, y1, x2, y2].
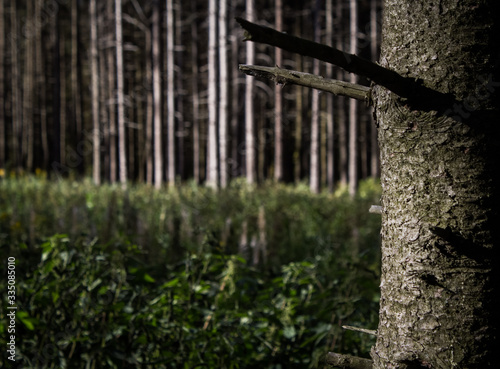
[237, 0, 499, 363]
[372, 1, 499, 367]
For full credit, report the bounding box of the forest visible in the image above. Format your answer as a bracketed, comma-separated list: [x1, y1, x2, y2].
[0, 0, 381, 194]
[0, 0, 386, 367]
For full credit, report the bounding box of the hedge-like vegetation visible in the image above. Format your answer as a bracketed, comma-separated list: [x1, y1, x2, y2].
[0, 177, 381, 368]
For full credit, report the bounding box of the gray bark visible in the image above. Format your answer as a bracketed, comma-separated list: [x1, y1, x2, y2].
[372, 0, 499, 367]
[206, 0, 218, 188]
[115, 0, 127, 185]
[90, 0, 100, 184]
[166, 0, 175, 186]
[152, 0, 162, 188]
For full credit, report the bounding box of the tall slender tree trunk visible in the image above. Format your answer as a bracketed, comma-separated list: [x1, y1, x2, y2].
[348, 0, 358, 196]
[107, 0, 117, 183]
[218, 0, 229, 188]
[90, 0, 100, 184]
[206, 0, 218, 188]
[190, 0, 200, 184]
[310, 0, 321, 194]
[36, 0, 49, 170]
[273, 0, 283, 182]
[152, 0, 162, 188]
[71, 0, 83, 174]
[51, 9, 61, 173]
[325, 0, 334, 192]
[60, 29, 66, 169]
[175, 0, 185, 181]
[372, 0, 499, 367]
[245, 0, 256, 184]
[23, 0, 34, 171]
[0, 0, 5, 169]
[369, 0, 379, 178]
[336, 0, 347, 186]
[10, 0, 22, 171]
[115, 0, 127, 185]
[166, 0, 175, 186]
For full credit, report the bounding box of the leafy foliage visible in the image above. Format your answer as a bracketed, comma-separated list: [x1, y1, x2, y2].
[0, 177, 381, 368]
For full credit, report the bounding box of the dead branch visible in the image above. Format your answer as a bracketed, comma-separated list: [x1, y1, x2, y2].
[326, 352, 373, 369]
[239, 64, 371, 102]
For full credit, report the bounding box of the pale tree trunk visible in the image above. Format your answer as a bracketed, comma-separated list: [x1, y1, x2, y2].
[90, 0, 100, 184]
[372, 0, 499, 367]
[336, 0, 347, 186]
[245, 0, 256, 184]
[348, 0, 358, 197]
[152, 0, 162, 188]
[309, 0, 321, 194]
[218, 0, 229, 188]
[115, 0, 127, 185]
[325, 0, 334, 192]
[206, 0, 218, 188]
[175, 0, 184, 181]
[107, 0, 117, 183]
[0, 0, 5, 168]
[166, 0, 175, 186]
[190, 0, 200, 184]
[273, 0, 283, 182]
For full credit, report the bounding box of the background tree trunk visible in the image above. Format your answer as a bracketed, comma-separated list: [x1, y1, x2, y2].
[348, 0, 358, 197]
[372, 0, 499, 367]
[218, 0, 229, 188]
[0, 0, 5, 169]
[152, 0, 162, 188]
[245, 0, 256, 184]
[107, 0, 117, 183]
[274, 0, 283, 182]
[206, 0, 218, 188]
[115, 0, 127, 185]
[90, 0, 100, 185]
[166, 0, 175, 186]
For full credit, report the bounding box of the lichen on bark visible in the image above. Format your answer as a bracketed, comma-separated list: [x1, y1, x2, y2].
[372, 1, 499, 368]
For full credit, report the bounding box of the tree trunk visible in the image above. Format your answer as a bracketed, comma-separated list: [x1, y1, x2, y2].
[90, 0, 100, 184]
[152, 0, 162, 188]
[325, 0, 334, 192]
[190, 0, 200, 184]
[348, 0, 358, 197]
[218, 0, 228, 187]
[115, 0, 127, 185]
[206, 0, 218, 188]
[166, 0, 175, 186]
[23, 0, 34, 171]
[71, 0, 83, 175]
[0, 0, 5, 169]
[372, 0, 499, 367]
[310, 0, 321, 194]
[107, 0, 117, 183]
[245, 0, 256, 184]
[10, 0, 22, 172]
[336, 0, 347, 186]
[36, 0, 49, 170]
[273, 0, 283, 182]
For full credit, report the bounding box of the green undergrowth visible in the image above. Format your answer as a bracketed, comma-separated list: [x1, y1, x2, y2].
[0, 177, 381, 368]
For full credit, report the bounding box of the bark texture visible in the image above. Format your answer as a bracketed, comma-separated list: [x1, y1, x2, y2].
[372, 1, 499, 368]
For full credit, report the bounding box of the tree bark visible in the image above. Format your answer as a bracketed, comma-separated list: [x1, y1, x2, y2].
[71, 0, 83, 175]
[115, 0, 127, 185]
[348, 0, 358, 197]
[244, 0, 256, 184]
[10, 0, 22, 172]
[166, 0, 175, 186]
[274, 0, 283, 182]
[90, 0, 100, 184]
[206, 0, 218, 188]
[218, 0, 229, 187]
[107, 0, 117, 183]
[325, 0, 334, 192]
[190, 0, 200, 184]
[372, 0, 499, 367]
[310, 0, 321, 194]
[0, 0, 5, 169]
[152, 0, 162, 188]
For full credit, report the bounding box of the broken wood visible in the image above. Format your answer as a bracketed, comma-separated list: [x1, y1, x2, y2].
[239, 64, 371, 102]
[326, 352, 373, 369]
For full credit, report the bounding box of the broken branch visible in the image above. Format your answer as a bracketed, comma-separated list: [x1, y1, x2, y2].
[236, 17, 457, 112]
[342, 325, 378, 336]
[239, 64, 371, 102]
[326, 352, 373, 369]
